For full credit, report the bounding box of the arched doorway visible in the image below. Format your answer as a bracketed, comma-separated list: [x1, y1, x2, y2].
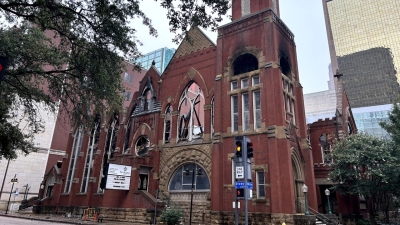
[291, 148, 305, 213]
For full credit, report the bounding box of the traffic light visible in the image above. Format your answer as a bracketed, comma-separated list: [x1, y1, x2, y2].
[247, 139, 253, 158]
[235, 140, 242, 158]
[236, 188, 244, 198]
[0, 56, 8, 85]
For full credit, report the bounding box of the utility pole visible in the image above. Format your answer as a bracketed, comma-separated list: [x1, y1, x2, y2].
[0, 159, 11, 200]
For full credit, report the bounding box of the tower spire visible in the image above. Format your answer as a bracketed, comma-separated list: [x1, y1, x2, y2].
[232, 0, 279, 21]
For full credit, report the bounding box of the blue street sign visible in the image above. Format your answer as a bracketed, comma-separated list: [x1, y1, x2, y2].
[235, 182, 245, 189]
[235, 182, 253, 189]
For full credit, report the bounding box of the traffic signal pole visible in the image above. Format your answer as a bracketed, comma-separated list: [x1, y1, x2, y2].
[234, 136, 253, 225]
[243, 138, 249, 225]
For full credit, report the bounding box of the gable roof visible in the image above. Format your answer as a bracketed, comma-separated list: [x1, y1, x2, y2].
[173, 26, 216, 58]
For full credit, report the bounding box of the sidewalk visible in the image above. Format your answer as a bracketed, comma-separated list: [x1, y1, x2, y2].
[0, 211, 145, 225]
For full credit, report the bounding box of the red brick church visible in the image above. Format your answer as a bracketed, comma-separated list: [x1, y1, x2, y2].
[37, 0, 357, 224]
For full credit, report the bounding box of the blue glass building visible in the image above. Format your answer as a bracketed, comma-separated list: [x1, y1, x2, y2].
[352, 104, 391, 139]
[132, 47, 176, 73]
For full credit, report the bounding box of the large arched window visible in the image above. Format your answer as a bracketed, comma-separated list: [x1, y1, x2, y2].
[230, 53, 261, 132]
[169, 163, 210, 191]
[164, 105, 172, 143]
[135, 136, 150, 156]
[81, 115, 101, 193]
[64, 127, 83, 193]
[178, 82, 205, 142]
[123, 105, 136, 153]
[98, 114, 119, 193]
[233, 53, 258, 75]
[142, 89, 153, 112]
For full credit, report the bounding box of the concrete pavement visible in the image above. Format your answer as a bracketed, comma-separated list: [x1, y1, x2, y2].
[0, 211, 148, 225]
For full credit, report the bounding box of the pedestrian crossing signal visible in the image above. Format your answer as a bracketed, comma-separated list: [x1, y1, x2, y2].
[237, 188, 244, 198]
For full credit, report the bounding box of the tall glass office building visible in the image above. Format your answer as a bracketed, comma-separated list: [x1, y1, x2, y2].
[322, 0, 400, 137]
[132, 47, 176, 73]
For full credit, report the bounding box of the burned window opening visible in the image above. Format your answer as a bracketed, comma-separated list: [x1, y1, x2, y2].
[136, 136, 150, 156]
[164, 105, 172, 143]
[233, 53, 258, 75]
[280, 56, 291, 77]
[98, 114, 119, 193]
[81, 115, 101, 193]
[123, 106, 136, 153]
[178, 82, 205, 142]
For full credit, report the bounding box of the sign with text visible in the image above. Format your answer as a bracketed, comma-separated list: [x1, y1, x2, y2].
[107, 164, 132, 176]
[235, 166, 244, 179]
[106, 175, 131, 190]
[106, 164, 132, 190]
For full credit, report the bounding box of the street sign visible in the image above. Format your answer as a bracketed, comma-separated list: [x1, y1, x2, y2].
[235, 182, 252, 189]
[235, 181, 245, 189]
[235, 166, 244, 179]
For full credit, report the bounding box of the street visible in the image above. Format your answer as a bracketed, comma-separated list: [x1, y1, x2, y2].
[0, 216, 69, 225]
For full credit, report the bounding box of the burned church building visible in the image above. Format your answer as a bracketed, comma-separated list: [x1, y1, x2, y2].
[37, 1, 328, 224]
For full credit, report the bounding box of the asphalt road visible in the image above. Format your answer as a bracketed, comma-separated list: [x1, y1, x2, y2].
[0, 216, 69, 225]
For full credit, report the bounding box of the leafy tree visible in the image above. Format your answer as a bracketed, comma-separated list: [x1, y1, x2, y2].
[380, 99, 400, 144]
[329, 133, 400, 225]
[160, 207, 183, 225]
[0, 0, 230, 158]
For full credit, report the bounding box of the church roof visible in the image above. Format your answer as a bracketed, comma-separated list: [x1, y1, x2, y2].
[173, 26, 215, 58]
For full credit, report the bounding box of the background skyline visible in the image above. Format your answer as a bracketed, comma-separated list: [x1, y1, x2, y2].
[133, 0, 331, 94]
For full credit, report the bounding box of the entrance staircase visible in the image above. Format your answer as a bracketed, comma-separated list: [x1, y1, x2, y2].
[309, 207, 341, 225]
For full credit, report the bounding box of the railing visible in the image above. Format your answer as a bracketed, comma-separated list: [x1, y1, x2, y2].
[18, 196, 39, 210]
[308, 206, 338, 225]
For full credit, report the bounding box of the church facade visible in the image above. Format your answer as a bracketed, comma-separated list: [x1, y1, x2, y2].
[38, 1, 321, 224]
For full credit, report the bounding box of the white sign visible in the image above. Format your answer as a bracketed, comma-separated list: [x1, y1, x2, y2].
[108, 164, 132, 176]
[106, 164, 132, 190]
[106, 175, 131, 190]
[235, 166, 244, 179]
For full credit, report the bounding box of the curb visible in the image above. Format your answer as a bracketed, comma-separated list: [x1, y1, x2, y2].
[0, 213, 99, 225]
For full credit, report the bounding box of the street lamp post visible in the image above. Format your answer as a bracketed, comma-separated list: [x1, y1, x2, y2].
[5, 174, 18, 214]
[325, 188, 332, 214]
[302, 184, 309, 215]
[185, 162, 203, 225]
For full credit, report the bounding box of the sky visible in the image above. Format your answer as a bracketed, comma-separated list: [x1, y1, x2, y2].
[133, 0, 331, 94]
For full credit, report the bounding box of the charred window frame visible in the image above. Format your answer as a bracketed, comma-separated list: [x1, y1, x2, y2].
[320, 133, 333, 164]
[177, 82, 205, 142]
[123, 106, 136, 154]
[98, 114, 119, 192]
[136, 136, 150, 156]
[282, 76, 295, 125]
[81, 116, 101, 193]
[64, 127, 84, 193]
[164, 105, 172, 143]
[231, 53, 259, 132]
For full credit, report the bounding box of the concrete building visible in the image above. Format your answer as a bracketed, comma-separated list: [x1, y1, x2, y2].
[37, 1, 328, 224]
[132, 47, 176, 73]
[322, 0, 400, 138]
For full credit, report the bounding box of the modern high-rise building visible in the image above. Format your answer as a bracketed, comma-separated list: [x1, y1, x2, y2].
[322, 0, 400, 137]
[132, 47, 176, 73]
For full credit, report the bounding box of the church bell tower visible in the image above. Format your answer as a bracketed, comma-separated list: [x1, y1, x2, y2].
[212, 0, 317, 220]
